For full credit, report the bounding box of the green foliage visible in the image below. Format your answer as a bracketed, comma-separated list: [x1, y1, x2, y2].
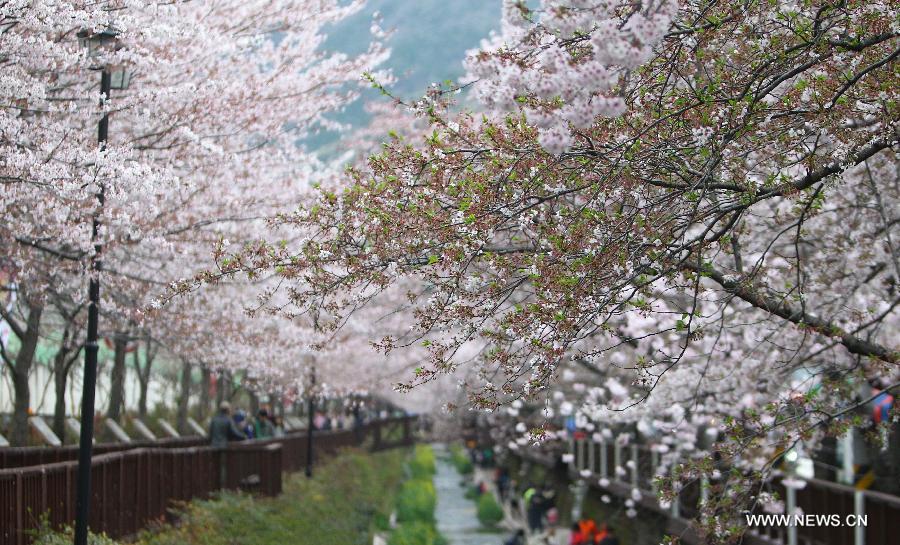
[408, 444, 436, 479]
[388, 521, 447, 545]
[388, 445, 445, 545]
[35, 449, 409, 545]
[476, 493, 504, 527]
[141, 449, 406, 545]
[449, 444, 473, 475]
[395, 479, 437, 523]
[30, 517, 119, 545]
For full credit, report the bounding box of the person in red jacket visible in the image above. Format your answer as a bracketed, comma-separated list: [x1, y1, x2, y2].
[598, 525, 619, 545]
[570, 522, 588, 545]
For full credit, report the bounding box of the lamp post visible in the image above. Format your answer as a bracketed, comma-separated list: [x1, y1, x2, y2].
[74, 28, 130, 545]
[305, 365, 316, 478]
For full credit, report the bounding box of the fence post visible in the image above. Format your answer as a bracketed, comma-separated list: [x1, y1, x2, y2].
[854, 490, 865, 545]
[670, 465, 680, 519]
[578, 438, 586, 471]
[613, 438, 622, 482]
[631, 445, 639, 489]
[599, 439, 608, 479]
[700, 474, 709, 507]
[16, 472, 23, 545]
[786, 484, 797, 545]
[840, 431, 855, 485]
[373, 422, 382, 452]
[588, 439, 596, 474]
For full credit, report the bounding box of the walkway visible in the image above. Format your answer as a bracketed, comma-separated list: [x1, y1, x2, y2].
[433, 445, 504, 545]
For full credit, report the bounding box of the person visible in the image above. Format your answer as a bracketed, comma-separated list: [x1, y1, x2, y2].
[254, 409, 275, 439]
[525, 486, 544, 532]
[598, 526, 619, 545]
[495, 467, 511, 502]
[576, 519, 601, 544]
[209, 402, 245, 448]
[504, 529, 526, 545]
[541, 487, 557, 526]
[313, 410, 326, 430]
[570, 522, 588, 545]
[273, 416, 285, 437]
[234, 410, 254, 439]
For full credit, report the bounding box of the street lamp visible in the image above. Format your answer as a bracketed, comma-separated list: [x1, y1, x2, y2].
[73, 27, 131, 545]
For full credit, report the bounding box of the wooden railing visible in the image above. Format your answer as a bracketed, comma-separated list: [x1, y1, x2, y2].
[562, 435, 900, 545]
[0, 416, 417, 545]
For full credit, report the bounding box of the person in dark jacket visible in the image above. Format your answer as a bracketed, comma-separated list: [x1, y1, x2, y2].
[504, 529, 526, 545]
[598, 526, 619, 545]
[210, 402, 246, 448]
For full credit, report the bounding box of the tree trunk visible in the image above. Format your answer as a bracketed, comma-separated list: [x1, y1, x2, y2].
[52, 357, 68, 441]
[51, 327, 79, 442]
[197, 366, 211, 421]
[248, 389, 259, 417]
[8, 301, 43, 446]
[176, 360, 192, 434]
[136, 339, 156, 417]
[106, 332, 128, 422]
[217, 370, 231, 407]
[271, 391, 283, 419]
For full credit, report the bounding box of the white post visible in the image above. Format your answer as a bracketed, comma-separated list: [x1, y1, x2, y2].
[786, 485, 797, 545]
[854, 490, 865, 545]
[600, 439, 608, 479]
[841, 430, 855, 485]
[671, 465, 680, 518]
[700, 474, 709, 506]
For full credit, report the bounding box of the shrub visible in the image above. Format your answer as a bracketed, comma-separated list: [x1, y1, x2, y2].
[408, 444, 436, 479]
[449, 444, 473, 475]
[388, 521, 447, 545]
[476, 493, 504, 527]
[395, 479, 437, 523]
[30, 520, 119, 545]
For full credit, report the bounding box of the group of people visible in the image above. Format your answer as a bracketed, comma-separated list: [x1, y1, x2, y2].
[495, 470, 620, 545]
[569, 519, 619, 545]
[209, 401, 284, 448]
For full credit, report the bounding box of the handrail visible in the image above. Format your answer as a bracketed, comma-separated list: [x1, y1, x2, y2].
[0, 415, 418, 545]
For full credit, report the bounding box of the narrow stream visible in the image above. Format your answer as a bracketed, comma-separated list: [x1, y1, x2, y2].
[433, 445, 505, 545]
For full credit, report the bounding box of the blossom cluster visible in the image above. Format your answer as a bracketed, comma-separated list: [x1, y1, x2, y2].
[464, 0, 679, 153]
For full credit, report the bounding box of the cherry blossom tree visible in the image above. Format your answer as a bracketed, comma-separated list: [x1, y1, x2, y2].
[1, 0, 389, 442]
[203, 0, 898, 538]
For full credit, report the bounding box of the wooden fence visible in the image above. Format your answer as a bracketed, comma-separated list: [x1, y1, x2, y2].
[0, 416, 417, 545]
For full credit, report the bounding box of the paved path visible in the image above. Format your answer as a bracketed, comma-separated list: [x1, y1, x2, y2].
[433, 445, 506, 545]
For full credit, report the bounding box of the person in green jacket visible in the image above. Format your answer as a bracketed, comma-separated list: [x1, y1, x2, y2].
[254, 408, 276, 439]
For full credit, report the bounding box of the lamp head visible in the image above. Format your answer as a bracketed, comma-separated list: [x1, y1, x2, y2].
[78, 27, 132, 89]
